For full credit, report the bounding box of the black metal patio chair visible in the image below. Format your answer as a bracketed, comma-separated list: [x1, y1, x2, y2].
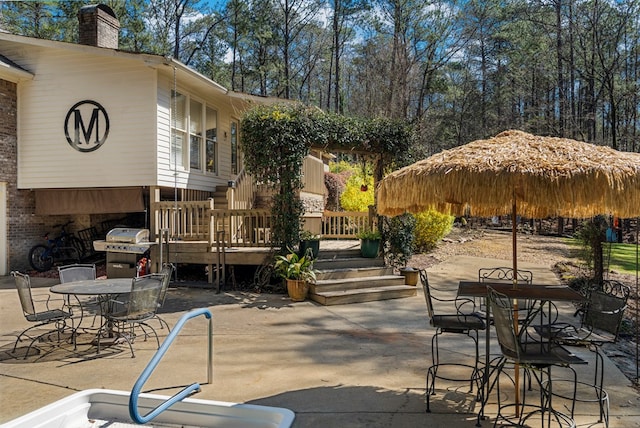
[97, 274, 163, 358]
[533, 280, 630, 427]
[478, 267, 536, 323]
[11, 271, 75, 359]
[58, 263, 99, 326]
[480, 286, 586, 428]
[420, 269, 486, 413]
[151, 263, 175, 331]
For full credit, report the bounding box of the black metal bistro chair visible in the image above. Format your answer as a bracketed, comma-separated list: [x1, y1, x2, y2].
[481, 286, 586, 428]
[420, 269, 486, 412]
[11, 271, 75, 359]
[97, 274, 163, 358]
[152, 263, 175, 331]
[58, 263, 99, 326]
[533, 280, 630, 427]
[58, 263, 97, 283]
[478, 267, 536, 323]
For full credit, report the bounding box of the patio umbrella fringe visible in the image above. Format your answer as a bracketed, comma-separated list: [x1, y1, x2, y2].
[378, 130, 640, 219]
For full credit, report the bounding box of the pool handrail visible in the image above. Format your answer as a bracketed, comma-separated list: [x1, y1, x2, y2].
[129, 307, 213, 424]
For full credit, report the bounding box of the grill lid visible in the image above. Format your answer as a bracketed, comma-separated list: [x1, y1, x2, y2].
[106, 228, 149, 244]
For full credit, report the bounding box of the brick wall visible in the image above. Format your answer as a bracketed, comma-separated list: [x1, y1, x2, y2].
[0, 78, 39, 271]
[0, 79, 93, 272]
[78, 5, 120, 49]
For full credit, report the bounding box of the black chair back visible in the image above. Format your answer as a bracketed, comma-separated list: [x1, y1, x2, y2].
[158, 264, 175, 308]
[127, 274, 164, 319]
[488, 286, 521, 360]
[12, 271, 35, 317]
[58, 264, 96, 283]
[419, 269, 435, 322]
[583, 283, 630, 342]
[479, 267, 533, 284]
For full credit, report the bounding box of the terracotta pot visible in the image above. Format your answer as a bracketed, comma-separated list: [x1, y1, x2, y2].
[286, 279, 309, 302]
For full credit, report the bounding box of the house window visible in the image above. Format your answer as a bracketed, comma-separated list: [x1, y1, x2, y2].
[189, 99, 202, 170]
[231, 120, 238, 174]
[170, 90, 186, 168]
[206, 107, 217, 173]
[171, 90, 217, 173]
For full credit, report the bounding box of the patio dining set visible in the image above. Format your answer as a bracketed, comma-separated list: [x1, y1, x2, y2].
[421, 267, 630, 428]
[9, 262, 174, 360]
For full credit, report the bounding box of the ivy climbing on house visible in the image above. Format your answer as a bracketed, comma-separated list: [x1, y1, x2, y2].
[241, 102, 411, 251]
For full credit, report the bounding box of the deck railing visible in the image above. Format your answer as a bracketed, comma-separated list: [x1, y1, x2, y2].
[321, 209, 376, 239]
[227, 168, 256, 210]
[207, 208, 272, 247]
[152, 202, 376, 244]
[153, 200, 213, 241]
[152, 201, 272, 247]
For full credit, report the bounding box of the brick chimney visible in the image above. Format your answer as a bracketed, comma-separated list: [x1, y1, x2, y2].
[78, 4, 120, 49]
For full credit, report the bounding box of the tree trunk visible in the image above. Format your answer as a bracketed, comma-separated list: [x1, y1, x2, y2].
[591, 216, 607, 285]
[593, 238, 604, 285]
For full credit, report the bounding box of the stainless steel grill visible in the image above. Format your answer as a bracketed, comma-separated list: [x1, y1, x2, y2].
[93, 228, 153, 254]
[93, 228, 156, 278]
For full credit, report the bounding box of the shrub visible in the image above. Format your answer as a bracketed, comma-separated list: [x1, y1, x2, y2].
[414, 210, 454, 251]
[383, 213, 416, 269]
[329, 160, 357, 174]
[340, 170, 373, 212]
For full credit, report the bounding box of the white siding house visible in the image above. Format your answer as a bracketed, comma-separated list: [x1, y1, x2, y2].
[0, 4, 282, 271]
[0, 29, 273, 217]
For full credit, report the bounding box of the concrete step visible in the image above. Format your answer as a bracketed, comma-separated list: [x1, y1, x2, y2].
[312, 275, 406, 293]
[316, 266, 393, 280]
[314, 257, 384, 270]
[308, 284, 417, 306]
[317, 249, 361, 259]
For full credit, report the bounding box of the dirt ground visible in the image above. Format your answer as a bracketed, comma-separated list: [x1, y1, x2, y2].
[409, 226, 640, 389]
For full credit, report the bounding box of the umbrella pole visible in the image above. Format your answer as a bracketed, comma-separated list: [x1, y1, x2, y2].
[512, 195, 521, 417]
[512, 195, 518, 288]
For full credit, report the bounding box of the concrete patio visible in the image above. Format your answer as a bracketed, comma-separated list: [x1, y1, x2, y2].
[0, 255, 638, 427]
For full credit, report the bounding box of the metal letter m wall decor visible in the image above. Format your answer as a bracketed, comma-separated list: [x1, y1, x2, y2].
[64, 100, 110, 152]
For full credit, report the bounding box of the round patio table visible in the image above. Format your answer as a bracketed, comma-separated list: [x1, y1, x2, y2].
[50, 278, 133, 296]
[50, 278, 135, 344]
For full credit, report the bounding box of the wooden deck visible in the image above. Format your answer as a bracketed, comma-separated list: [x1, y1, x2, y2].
[150, 239, 361, 283]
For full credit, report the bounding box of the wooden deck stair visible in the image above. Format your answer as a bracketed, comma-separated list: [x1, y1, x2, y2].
[309, 248, 417, 305]
[212, 187, 228, 208]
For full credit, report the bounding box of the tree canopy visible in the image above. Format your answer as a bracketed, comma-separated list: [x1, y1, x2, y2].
[1, 0, 638, 153]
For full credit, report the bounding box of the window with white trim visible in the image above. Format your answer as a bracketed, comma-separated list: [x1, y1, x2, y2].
[206, 107, 217, 173]
[170, 90, 186, 168]
[171, 90, 218, 174]
[230, 120, 238, 174]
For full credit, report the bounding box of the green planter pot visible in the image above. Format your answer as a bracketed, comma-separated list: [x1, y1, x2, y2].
[360, 239, 380, 258]
[298, 240, 320, 259]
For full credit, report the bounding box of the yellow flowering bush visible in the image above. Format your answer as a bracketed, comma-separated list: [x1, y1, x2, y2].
[414, 210, 454, 251]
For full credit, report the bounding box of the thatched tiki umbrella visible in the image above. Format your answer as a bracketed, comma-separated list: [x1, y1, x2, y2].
[378, 129, 640, 285]
[378, 129, 640, 417]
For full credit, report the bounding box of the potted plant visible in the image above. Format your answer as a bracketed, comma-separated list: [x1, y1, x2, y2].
[357, 228, 381, 258]
[383, 214, 418, 285]
[298, 230, 320, 259]
[273, 247, 318, 301]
